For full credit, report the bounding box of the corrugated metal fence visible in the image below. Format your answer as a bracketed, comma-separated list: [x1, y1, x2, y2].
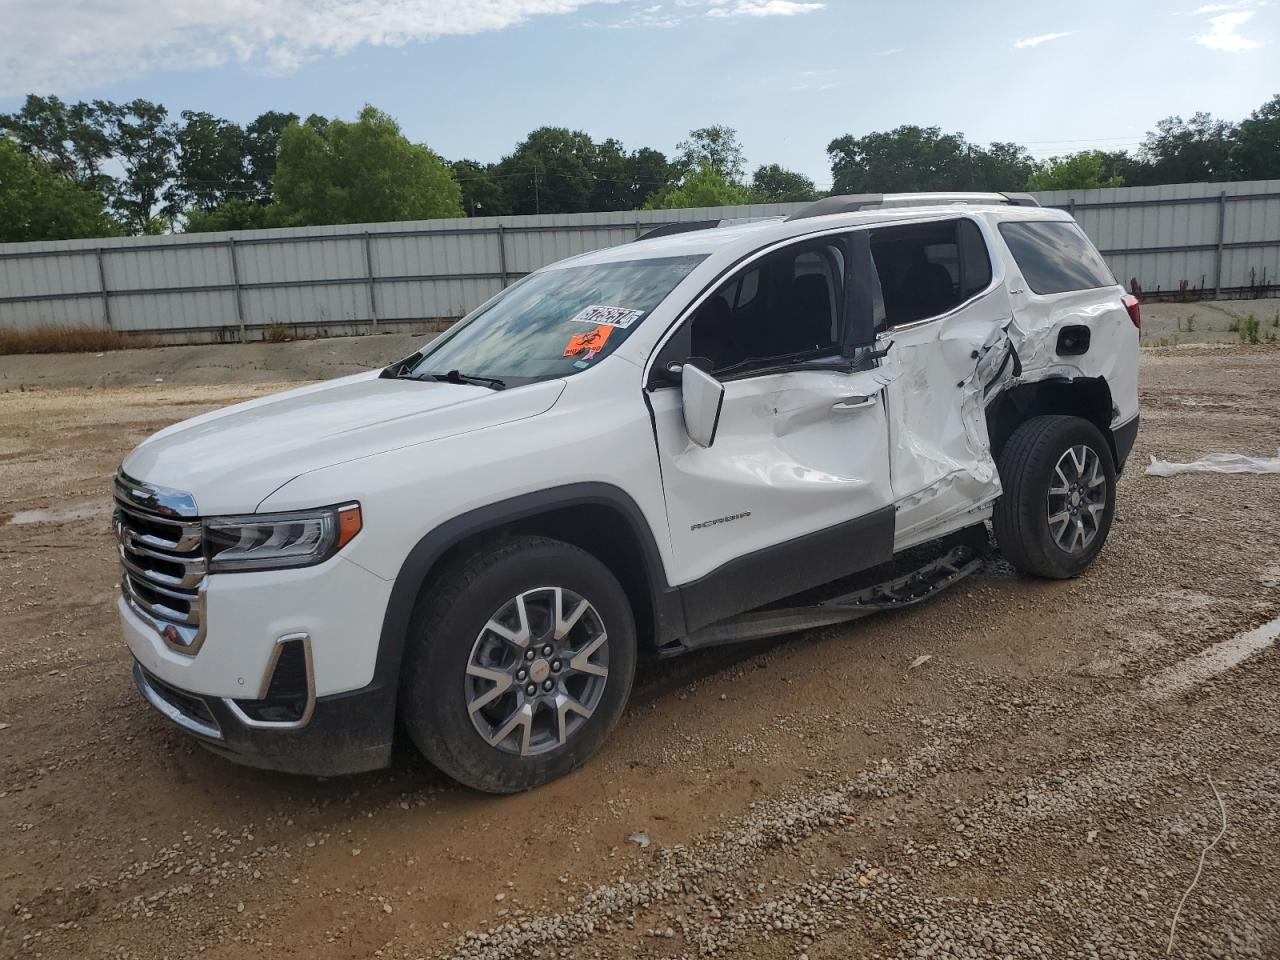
[1, 182, 1277, 342]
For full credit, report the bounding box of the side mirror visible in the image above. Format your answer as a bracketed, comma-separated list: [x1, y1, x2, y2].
[680, 363, 725, 448]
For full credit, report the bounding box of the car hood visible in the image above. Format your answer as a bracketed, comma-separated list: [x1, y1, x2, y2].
[122, 372, 566, 515]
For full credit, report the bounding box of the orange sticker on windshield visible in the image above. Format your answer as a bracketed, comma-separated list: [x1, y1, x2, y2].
[563, 324, 613, 358]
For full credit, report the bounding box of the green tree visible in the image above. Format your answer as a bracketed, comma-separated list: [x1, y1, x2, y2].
[1132, 112, 1235, 185]
[587, 137, 632, 212]
[964, 141, 1037, 191]
[0, 94, 113, 192]
[828, 125, 965, 193]
[675, 125, 746, 183]
[828, 125, 1034, 193]
[182, 197, 276, 233]
[96, 99, 178, 233]
[750, 163, 819, 202]
[625, 147, 672, 208]
[495, 126, 596, 214]
[1026, 150, 1126, 191]
[244, 110, 299, 202]
[0, 138, 120, 242]
[173, 111, 250, 211]
[453, 159, 509, 216]
[273, 106, 462, 226]
[1229, 93, 1280, 180]
[647, 163, 749, 209]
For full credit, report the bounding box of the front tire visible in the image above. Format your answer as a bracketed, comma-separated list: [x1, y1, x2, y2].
[400, 536, 637, 793]
[992, 415, 1117, 579]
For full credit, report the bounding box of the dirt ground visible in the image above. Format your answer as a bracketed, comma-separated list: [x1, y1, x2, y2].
[2, 339, 1280, 960]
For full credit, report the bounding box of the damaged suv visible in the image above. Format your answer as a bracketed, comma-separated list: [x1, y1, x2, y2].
[116, 193, 1139, 791]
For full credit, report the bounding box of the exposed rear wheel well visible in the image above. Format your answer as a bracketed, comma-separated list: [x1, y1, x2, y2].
[986, 377, 1116, 464]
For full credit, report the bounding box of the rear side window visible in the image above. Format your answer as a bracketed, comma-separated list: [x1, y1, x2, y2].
[998, 221, 1115, 295]
[870, 218, 992, 329]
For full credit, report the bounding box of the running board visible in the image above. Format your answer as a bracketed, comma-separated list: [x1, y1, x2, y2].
[660, 544, 983, 656]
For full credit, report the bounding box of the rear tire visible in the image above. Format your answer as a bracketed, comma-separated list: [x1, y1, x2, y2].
[992, 415, 1116, 579]
[400, 536, 636, 793]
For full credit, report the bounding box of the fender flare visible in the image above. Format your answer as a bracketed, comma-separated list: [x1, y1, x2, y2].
[370, 482, 682, 697]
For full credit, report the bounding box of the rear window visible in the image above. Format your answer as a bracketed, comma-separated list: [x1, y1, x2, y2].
[997, 221, 1115, 295]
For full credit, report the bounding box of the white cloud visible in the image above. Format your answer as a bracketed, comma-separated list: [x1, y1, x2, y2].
[875, 47, 903, 56]
[704, 0, 824, 18]
[1013, 31, 1073, 49]
[1193, 10, 1262, 49]
[0, 0, 614, 95]
[608, 0, 822, 28]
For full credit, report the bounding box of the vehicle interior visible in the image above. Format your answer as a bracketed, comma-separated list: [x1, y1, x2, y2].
[685, 219, 994, 373]
[689, 242, 845, 374]
[870, 218, 992, 329]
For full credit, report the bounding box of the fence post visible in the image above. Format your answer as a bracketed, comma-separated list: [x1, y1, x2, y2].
[1213, 190, 1227, 298]
[227, 237, 247, 342]
[95, 248, 112, 330]
[496, 223, 509, 287]
[363, 231, 378, 330]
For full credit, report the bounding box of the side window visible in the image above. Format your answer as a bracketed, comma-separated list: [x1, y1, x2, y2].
[689, 241, 845, 375]
[871, 218, 992, 329]
[997, 220, 1115, 295]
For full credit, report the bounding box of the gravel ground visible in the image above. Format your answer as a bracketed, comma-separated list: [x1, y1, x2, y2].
[1, 341, 1279, 959]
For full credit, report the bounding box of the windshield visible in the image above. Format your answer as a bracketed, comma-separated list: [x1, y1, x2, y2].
[410, 255, 705, 383]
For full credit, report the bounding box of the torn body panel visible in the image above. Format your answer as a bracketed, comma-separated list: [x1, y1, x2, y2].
[878, 285, 1015, 551]
[1001, 288, 1140, 432]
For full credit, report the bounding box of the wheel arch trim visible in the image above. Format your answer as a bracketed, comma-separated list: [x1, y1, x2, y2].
[372, 482, 683, 699]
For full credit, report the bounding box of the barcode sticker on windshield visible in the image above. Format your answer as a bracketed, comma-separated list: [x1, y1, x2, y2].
[567, 305, 645, 329]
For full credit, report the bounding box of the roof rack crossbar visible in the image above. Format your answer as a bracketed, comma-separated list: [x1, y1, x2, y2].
[786, 191, 1040, 222]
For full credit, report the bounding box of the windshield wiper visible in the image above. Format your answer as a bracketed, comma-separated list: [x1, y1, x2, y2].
[424, 369, 507, 391]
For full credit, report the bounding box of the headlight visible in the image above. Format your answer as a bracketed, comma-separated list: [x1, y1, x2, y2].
[204, 503, 362, 573]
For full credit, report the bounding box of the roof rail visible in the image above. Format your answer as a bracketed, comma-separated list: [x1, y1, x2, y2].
[636, 220, 725, 241]
[786, 191, 1040, 222]
[999, 192, 1040, 207]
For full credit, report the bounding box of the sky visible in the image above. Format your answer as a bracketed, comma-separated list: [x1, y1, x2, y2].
[1, 0, 1277, 188]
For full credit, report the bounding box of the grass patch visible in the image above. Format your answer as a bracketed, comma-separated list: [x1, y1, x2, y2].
[0, 326, 153, 356]
[263, 322, 292, 343]
[1239, 315, 1261, 345]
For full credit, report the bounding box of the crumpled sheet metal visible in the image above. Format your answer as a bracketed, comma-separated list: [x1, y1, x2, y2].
[1146, 449, 1280, 477]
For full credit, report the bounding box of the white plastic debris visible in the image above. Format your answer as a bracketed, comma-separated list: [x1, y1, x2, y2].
[908, 655, 933, 670]
[627, 832, 651, 849]
[1146, 449, 1280, 477]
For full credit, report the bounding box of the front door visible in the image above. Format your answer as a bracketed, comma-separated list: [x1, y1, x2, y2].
[646, 233, 896, 631]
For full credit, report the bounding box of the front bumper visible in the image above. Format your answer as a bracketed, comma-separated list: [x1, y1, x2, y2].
[119, 548, 399, 776]
[132, 659, 395, 775]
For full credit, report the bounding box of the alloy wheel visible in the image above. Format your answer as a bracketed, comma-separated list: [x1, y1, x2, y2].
[464, 587, 609, 756]
[1046, 444, 1107, 555]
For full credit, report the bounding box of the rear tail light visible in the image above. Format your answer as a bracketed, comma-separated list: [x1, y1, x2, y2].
[1121, 294, 1141, 329]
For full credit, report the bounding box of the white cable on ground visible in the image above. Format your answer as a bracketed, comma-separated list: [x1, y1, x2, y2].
[1166, 776, 1227, 957]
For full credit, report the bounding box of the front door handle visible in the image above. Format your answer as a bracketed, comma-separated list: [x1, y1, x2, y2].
[832, 395, 878, 411]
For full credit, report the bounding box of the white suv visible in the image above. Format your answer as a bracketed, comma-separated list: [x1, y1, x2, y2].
[116, 193, 1140, 792]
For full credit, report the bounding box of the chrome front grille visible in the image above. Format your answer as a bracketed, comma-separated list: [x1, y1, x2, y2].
[114, 472, 207, 653]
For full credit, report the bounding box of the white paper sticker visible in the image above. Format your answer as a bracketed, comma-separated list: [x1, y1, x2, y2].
[566, 304, 645, 329]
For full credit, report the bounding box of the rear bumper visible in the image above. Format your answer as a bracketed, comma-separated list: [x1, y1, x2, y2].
[132, 659, 394, 776]
[1112, 414, 1140, 474]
